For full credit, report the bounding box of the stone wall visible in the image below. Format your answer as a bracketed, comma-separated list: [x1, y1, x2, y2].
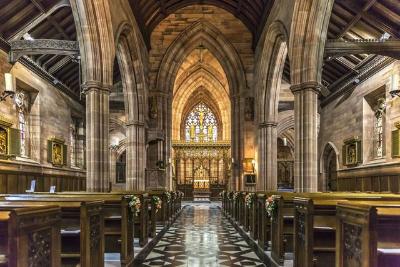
[0, 50, 85, 193]
[319, 61, 400, 192]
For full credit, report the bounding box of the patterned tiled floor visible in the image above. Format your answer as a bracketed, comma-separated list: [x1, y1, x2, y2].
[141, 203, 265, 266]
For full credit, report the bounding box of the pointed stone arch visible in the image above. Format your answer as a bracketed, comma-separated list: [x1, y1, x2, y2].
[71, 0, 115, 191]
[288, 0, 334, 192]
[320, 142, 339, 191]
[172, 68, 231, 141]
[114, 21, 148, 190]
[157, 20, 247, 97]
[255, 20, 289, 191]
[157, 20, 246, 190]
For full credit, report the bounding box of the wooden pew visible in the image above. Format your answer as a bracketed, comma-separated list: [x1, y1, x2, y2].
[256, 193, 270, 250]
[293, 198, 345, 267]
[292, 196, 400, 267]
[0, 198, 104, 267]
[147, 191, 166, 237]
[0, 205, 61, 267]
[266, 192, 400, 265]
[336, 201, 400, 267]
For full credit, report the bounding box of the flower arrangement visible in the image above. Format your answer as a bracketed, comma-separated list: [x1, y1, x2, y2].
[171, 191, 177, 200]
[227, 191, 234, 200]
[245, 193, 255, 208]
[152, 196, 162, 213]
[164, 191, 172, 203]
[265, 196, 278, 220]
[128, 195, 141, 216]
[233, 192, 240, 200]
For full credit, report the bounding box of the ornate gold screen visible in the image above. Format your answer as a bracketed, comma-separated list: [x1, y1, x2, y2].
[172, 141, 230, 191]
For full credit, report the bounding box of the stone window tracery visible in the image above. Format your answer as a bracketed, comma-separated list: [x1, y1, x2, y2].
[185, 103, 218, 143]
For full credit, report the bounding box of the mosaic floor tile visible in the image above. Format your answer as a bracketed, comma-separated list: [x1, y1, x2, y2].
[141, 203, 265, 266]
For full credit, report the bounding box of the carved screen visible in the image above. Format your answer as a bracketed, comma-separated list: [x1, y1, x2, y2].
[185, 103, 217, 143]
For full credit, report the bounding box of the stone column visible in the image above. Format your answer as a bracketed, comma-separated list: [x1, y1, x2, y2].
[257, 122, 278, 191]
[109, 147, 118, 184]
[291, 82, 320, 192]
[231, 96, 242, 191]
[126, 121, 146, 191]
[84, 82, 110, 192]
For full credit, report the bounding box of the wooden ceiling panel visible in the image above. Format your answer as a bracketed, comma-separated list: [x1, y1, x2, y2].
[0, 1, 81, 100]
[323, 0, 400, 103]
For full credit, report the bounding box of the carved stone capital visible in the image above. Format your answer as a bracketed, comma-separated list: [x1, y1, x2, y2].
[126, 120, 145, 127]
[259, 122, 278, 129]
[81, 81, 111, 94]
[290, 81, 322, 94]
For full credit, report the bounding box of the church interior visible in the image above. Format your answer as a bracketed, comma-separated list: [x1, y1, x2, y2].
[0, 0, 399, 266]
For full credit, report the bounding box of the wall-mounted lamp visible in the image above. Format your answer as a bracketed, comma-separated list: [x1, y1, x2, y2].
[1, 73, 16, 102]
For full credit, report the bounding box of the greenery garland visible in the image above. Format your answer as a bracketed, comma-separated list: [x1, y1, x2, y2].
[233, 192, 240, 200]
[164, 191, 172, 203]
[128, 195, 141, 216]
[265, 196, 278, 220]
[152, 196, 162, 213]
[245, 193, 255, 208]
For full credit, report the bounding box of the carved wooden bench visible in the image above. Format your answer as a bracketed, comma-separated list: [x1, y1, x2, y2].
[0, 198, 104, 267]
[336, 201, 400, 267]
[0, 204, 61, 267]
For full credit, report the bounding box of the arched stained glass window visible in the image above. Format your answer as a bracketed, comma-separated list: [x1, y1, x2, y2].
[185, 103, 217, 143]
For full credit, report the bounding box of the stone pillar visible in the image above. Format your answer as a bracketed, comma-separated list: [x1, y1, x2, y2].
[109, 147, 118, 184]
[84, 82, 110, 192]
[231, 96, 242, 191]
[126, 121, 146, 191]
[291, 82, 320, 192]
[257, 122, 278, 191]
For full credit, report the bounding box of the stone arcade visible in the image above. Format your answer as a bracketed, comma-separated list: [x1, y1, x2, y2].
[0, 0, 399, 266]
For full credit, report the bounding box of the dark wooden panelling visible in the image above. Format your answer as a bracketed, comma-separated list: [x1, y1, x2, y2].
[336, 175, 400, 193]
[0, 171, 85, 193]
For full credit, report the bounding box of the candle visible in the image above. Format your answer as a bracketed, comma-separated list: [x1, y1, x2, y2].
[4, 73, 15, 93]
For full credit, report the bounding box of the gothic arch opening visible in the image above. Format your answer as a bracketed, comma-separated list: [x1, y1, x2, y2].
[320, 142, 339, 191]
[255, 20, 290, 191]
[154, 18, 247, 194]
[109, 23, 148, 191]
[170, 45, 232, 199]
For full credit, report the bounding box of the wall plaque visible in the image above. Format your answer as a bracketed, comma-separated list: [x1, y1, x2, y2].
[47, 137, 67, 166]
[342, 137, 362, 166]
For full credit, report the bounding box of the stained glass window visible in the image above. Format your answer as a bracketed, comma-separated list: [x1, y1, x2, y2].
[185, 103, 218, 142]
